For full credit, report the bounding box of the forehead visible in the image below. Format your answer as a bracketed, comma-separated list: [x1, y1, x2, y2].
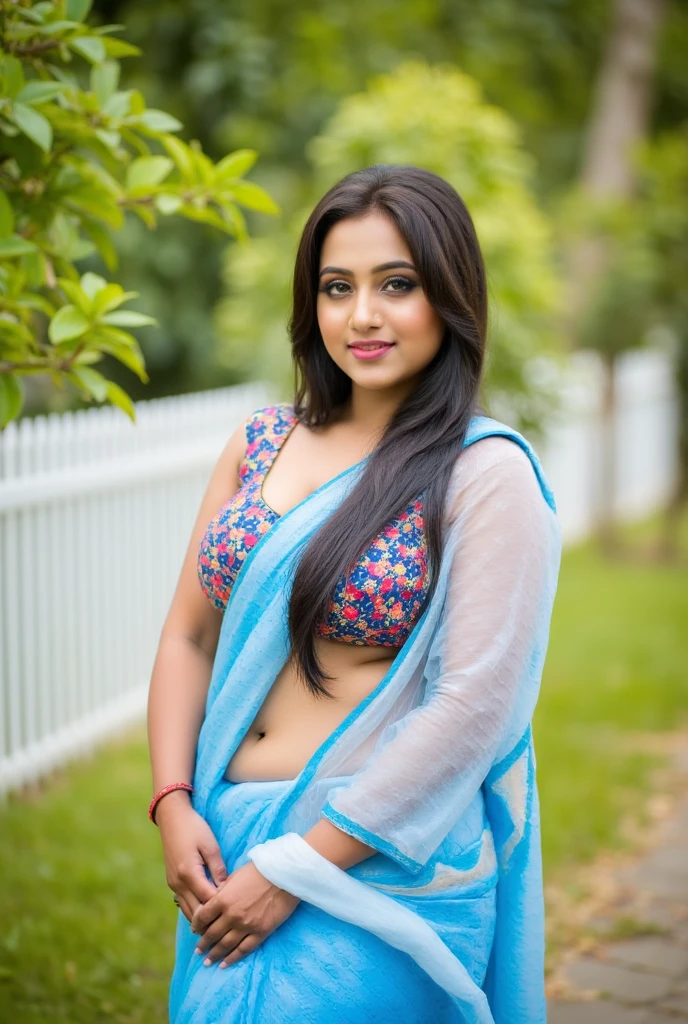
[319, 212, 413, 271]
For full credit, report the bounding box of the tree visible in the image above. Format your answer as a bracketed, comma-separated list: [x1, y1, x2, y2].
[214, 61, 561, 434]
[0, 0, 278, 427]
[636, 127, 688, 557]
[76, 0, 687, 406]
[566, 0, 666, 551]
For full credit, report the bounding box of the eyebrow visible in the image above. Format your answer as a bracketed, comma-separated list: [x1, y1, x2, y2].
[318, 260, 416, 278]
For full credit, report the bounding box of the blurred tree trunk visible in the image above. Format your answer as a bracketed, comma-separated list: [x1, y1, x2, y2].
[580, 0, 665, 197]
[571, 0, 665, 554]
[660, 334, 688, 559]
[598, 350, 619, 552]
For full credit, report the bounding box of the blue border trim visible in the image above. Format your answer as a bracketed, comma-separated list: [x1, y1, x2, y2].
[488, 725, 532, 784]
[321, 802, 424, 873]
[463, 417, 557, 514]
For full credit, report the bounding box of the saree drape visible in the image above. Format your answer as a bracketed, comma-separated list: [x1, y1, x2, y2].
[169, 414, 562, 1024]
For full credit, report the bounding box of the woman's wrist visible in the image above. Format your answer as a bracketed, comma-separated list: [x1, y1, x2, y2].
[153, 787, 194, 826]
[302, 817, 375, 870]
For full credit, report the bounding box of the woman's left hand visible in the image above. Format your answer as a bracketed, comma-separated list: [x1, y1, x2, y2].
[190, 861, 301, 968]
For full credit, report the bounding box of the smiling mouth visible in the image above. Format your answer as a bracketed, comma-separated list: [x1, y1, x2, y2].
[348, 341, 396, 361]
[348, 342, 395, 350]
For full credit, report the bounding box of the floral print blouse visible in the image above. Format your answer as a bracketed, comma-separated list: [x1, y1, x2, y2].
[197, 403, 429, 646]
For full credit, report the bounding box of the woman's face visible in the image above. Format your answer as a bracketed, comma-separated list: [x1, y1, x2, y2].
[316, 212, 445, 395]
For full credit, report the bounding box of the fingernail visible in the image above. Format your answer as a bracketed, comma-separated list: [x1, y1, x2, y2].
[203, 958, 212, 966]
[194, 948, 202, 955]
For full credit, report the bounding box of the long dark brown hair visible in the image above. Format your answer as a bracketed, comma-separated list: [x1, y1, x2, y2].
[287, 164, 488, 697]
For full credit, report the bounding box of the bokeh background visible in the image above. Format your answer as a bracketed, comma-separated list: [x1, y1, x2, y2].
[1, 0, 687, 1020]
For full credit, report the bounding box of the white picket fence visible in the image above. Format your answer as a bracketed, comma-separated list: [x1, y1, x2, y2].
[0, 381, 275, 795]
[537, 347, 679, 543]
[0, 350, 679, 795]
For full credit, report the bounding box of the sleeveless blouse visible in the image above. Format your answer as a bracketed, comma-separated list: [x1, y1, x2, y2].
[197, 403, 430, 646]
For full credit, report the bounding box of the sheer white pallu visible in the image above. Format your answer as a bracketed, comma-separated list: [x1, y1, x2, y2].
[174, 414, 562, 1024]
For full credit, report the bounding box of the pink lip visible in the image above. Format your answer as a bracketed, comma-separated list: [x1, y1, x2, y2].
[348, 342, 395, 361]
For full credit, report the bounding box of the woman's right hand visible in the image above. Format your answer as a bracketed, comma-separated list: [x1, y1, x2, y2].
[155, 790, 229, 923]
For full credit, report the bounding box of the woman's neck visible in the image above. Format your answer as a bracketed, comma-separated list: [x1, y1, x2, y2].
[342, 381, 417, 437]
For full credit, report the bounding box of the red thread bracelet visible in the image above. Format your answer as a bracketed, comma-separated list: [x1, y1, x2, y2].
[148, 782, 194, 824]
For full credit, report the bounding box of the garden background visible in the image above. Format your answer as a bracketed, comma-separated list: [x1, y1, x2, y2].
[1, 0, 687, 1020]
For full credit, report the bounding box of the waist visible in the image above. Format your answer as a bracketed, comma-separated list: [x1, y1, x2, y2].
[225, 641, 398, 783]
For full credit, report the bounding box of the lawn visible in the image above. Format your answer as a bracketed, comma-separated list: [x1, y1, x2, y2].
[1, 514, 687, 1023]
[536, 514, 688, 870]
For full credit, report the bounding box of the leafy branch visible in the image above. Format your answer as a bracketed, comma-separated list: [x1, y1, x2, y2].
[0, 0, 280, 427]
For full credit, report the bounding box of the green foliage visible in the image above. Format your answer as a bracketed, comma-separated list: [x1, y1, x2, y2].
[561, 189, 659, 360]
[59, 0, 687, 407]
[101, 0, 687, 192]
[636, 125, 688, 484]
[0, 0, 278, 426]
[28, 0, 678, 409]
[637, 126, 688, 337]
[215, 61, 562, 432]
[561, 124, 688, 364]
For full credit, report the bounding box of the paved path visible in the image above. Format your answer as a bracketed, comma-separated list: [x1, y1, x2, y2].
[548, 787, 688, 1023]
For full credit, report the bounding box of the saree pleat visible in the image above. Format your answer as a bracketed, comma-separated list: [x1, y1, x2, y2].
[169, 414, 562, 1024]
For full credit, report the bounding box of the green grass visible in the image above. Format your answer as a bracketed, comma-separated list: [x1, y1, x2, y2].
[1, 511, 687, 1022]
[536, 512, 688, 871]
[0, 737, 173, 1023]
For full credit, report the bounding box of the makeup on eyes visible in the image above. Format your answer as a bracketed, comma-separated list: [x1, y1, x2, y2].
[319, 275, 417, 296]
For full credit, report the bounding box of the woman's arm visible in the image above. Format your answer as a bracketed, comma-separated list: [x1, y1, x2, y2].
[317, 437, 562, 872]
[302, 818, 375, 869]
[297, 440, 558, 873]
[147, 416, 250, 920]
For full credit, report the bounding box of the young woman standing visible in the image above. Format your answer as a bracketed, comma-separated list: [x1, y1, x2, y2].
[147, 164, 561, 1023]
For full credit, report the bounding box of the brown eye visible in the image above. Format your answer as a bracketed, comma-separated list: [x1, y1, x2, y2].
[383, 276, 416, 293]
[321, 280, 351, 296]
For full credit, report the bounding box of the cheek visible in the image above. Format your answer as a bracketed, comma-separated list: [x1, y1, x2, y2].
[316, 297, 346, 341]
[393, 298, 443, 353]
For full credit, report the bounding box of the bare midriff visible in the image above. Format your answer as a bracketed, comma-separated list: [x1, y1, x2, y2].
[225, 637, 398, 782]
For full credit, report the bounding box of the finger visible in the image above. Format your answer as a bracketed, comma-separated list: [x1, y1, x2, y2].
[202, 929, 249, 965]
[190, 897, 221, 937]
[185, 864, 217, 907]
[199, 839, 228, 888]
[178, 895, 195, 923]
[174, 887, 202, 925]
[195, 916, 237, 956]
[220, 933, 262, 969]
[185, 891, 203, 918]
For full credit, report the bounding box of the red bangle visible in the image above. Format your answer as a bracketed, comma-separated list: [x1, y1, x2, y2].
[148, 782, 194, 824]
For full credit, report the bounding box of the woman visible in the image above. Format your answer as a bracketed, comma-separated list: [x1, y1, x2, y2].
[147, 164, 562, 1024]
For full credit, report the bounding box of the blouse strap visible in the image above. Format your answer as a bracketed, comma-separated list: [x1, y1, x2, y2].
[239, 403, 298, 486]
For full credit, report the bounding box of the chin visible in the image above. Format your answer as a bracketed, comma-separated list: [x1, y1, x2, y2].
[353, 374, 407, 391]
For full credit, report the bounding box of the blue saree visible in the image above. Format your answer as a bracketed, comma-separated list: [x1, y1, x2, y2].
[169, 414, 562, 1024]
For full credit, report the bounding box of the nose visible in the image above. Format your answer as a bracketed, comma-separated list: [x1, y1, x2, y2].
[348, 288, 383, 332]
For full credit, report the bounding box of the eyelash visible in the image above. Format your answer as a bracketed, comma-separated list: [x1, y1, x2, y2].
[319, 275, 417, 297]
